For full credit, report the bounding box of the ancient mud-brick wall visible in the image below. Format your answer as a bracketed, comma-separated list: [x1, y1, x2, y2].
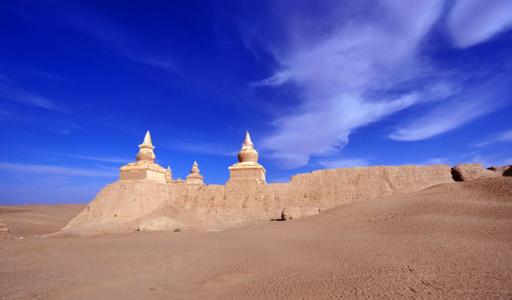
[64, 181, 171, 233]
[285, 165, 453, 210]
[63, 165, 454, 234]
[163, 165, 453, 228]
[166, 183, 290, 228]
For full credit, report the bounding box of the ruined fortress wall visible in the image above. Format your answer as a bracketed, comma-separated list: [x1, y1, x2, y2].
[166, 183, 284, 229]
[63, 165, 454, 234]
[63, 180, 171, 234]
[171, 165, 453, 224]
[159, 165, 453, 229]
[286, 165, 454, 210]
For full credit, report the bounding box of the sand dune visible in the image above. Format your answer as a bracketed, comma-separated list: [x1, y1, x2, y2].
[1, 177, 511, 298]
[0, 205, 84, 236]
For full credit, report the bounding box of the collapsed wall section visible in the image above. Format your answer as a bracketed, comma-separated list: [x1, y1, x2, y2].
[63, 180, 171, 234]
[286, 164, 454, 210]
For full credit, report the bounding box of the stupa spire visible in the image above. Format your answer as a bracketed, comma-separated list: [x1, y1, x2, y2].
[243, 131, 253, 146]
[165, 165, 173, 183]
[141, 131, 154, 149]
[190, 160, 200, 174]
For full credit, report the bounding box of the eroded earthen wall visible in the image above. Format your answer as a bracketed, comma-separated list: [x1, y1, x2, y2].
[63, 165, 454, 234]
[286, 165, 454, 209]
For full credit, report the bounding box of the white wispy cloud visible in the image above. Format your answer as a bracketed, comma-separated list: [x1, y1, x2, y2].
[47, 152, 130, 164]
[492, 130, 512, 143]
[472, 128, 512, 147]
[263, 92, 424, 168]
[166, 141, 237, 157]
[30, 68, 69, 81]
[0, 162, 117, 177]
[249, 0, 511, 168]
[389, 76, 508, 141]
[0, 109, 13, 116]
[448, 0, 512, 48]
[255, 0, 447, 168]
[1, 89, 70, 113]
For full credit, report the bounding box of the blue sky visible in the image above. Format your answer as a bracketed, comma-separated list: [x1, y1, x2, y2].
[0, 0, 511, 204]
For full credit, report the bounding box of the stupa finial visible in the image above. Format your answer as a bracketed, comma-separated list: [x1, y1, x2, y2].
[165, 165, 173, 183]
[244, 131, 253, 146]
[190, 160, 200, 174]
[141, 130, 153, 148]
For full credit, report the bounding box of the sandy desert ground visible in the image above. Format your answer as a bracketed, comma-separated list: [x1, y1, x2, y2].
[1, 177, 511, 299]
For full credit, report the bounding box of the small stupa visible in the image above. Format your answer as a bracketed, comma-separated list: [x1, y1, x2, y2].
[120, 131, 167, 183]
[186, 161, 205, 185]
[227, 131, 266, 185]
[165, 166, 173, 183]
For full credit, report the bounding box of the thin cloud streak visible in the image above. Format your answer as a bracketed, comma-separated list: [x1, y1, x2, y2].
[47, 152, 130, 164]
[472, 128, 512, 147]
[163, 140, 238, 157]
[390, 76, 509, 141]
[0, 162, 117, 177]
[1, 89, 71, 113]
[69, 15, 176, 71]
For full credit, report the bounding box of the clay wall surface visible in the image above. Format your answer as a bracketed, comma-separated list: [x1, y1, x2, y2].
[63, 165, 455, 234]
[63, 181, 171, 234]
[286, 165, 454, 209]
[119, 169, 166, 183]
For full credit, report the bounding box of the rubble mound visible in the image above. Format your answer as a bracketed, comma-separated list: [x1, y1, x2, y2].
[281, 206, 320, 220]
[138, 217, 183, 232]
[504, 166, 512, 177]
[488, 165, 512, 176]
[451, 163, 499, 181]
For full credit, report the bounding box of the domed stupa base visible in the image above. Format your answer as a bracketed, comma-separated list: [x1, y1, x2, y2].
[186, 173, 204, 185]
[227, 131, 266, 186]
[185, 161, 205, 185]
[120, 161, 167, 183]
[227, 163, 266, 185]
[119, 131, 167, 184]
